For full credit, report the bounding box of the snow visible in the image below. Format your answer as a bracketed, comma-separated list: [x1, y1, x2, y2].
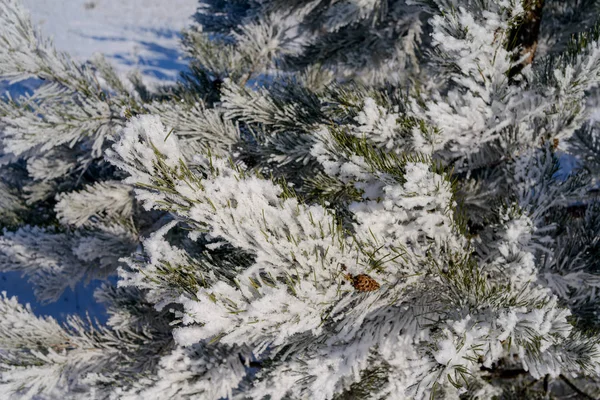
[0, 0, 199, 322]
[21, 0, 198, 83]
[353, 97, 401, 150]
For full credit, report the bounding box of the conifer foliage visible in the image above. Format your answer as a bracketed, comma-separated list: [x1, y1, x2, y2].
[2, 0, 600, 398]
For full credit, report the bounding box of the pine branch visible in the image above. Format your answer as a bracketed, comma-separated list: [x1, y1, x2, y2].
[3, 0, 600, 398]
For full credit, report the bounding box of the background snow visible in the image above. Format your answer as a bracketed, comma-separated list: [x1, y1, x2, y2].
[0, 0, 198, 322]
[22, 0, 198, 82]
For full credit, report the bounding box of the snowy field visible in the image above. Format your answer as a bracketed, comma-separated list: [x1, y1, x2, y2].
[0, 0, 198, 321]
[22, 0, 198, 82]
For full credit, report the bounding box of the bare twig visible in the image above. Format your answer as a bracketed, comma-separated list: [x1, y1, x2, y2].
[507, 0, 545, 80]
[559, 374, 598, 400]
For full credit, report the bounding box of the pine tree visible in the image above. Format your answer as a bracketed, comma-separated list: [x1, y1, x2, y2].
[2, 0, 600, 398]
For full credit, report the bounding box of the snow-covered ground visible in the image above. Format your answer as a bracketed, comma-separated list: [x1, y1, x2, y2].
[23, 0, 198, 82]
[0, 0, 198, 322]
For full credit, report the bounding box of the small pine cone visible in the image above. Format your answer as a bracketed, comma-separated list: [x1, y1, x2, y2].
[352, 274, 380, 292]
